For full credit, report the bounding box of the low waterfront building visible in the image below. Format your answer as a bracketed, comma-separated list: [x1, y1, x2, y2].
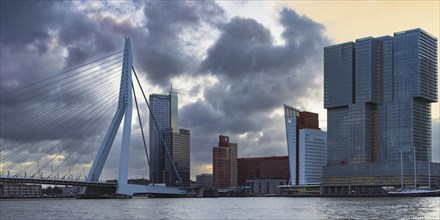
[321, 161, 440, 195]
[246, 178, 287, 195]
[278, 185, 321, 195]
[62, 186, 82, 197]
[196, 174, 213, 188]
[0, 183, 42, 198]
[237, 156, 290, 186]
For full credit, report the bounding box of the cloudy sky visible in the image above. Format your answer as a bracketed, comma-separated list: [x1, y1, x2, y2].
[1, 1, 439, 180]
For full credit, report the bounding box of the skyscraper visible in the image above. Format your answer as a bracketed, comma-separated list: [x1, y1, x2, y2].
[213, 135, 237, 188]
[149, 90, 190, 186]
[164, 129, 190, 187]
[322, 29, 439, 194]
[284, 105, 326, 185]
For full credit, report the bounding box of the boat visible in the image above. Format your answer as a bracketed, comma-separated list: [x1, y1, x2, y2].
[388, 146, 440, 196]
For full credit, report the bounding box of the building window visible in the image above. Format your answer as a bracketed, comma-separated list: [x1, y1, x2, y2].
[250, 170, 257, 179]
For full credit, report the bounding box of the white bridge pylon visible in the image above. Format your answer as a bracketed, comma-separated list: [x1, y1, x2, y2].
[84, 38, 185, 196]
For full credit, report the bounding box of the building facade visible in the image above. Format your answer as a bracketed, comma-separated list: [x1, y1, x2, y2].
[213, 135, 237, 188]
[0, 183, 42, 198]
[149, 90, 190, 186]
[284, 105, 326, 185]
[237, 156, 290, 186]
[323, 29, 439, 193]
[149, 93, 172, 184]
[164, 128, 190, 187]
[195, 173, 213, 188]
[246, 178, 287, 195]
[298, 129, 327, 185]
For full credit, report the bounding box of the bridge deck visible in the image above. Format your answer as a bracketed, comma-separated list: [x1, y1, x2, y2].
[0, 177, 187, 196]
[0, 177, 116, 188]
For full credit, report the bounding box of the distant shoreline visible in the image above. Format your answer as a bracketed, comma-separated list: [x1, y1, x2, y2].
[3, 194, 438, 199]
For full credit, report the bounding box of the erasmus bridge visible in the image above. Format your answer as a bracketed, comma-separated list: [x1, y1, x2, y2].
[0, 39, 187, 197]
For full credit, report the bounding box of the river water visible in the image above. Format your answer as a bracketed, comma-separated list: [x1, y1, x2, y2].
[1, 197, 439, 219]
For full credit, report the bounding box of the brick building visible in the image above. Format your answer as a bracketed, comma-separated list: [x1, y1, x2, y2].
[237, 156, 290, 186]
[213, 135, 237, 188]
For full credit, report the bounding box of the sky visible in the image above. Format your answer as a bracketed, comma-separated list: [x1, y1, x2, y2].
[0, 1, 439, 181]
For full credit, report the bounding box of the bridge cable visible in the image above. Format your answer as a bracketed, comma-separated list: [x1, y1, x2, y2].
[6, 90, 119, 176]
[24, 93, 119, 177]
[2, 51, 123, 97]
[45, 100, 119, 179]
[0, 73, 121, 159]
[1, 80, 120, 165]
[131, 82, 151, 172]
[1, 52, 124, 179]
[0, 66, 121, 151]
[34, 93, 119, 178]
[0, 59, 123, 129]
[0, 70, 121, 154]
[3, 83, 120, 172]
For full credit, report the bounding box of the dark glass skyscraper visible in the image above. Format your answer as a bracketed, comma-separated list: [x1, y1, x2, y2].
[149, 90, 190, 186]
[322, 29, 439, 193]
[164, 128, 190, 187]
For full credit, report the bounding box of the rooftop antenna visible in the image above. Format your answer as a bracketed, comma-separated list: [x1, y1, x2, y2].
[170, 84, 173, 92]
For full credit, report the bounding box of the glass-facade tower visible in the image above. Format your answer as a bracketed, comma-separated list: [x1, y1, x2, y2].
[164, 128, 190, 187]
[149, 90, 180, 184]
[325, 29, 437, 165]
[284, 104, 299, 184]
[323, 29, 438, 190]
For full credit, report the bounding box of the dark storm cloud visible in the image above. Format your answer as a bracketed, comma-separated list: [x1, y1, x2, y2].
[199, 8, 329, 118]
[1, 1, 54, 53]
[201, 8, 326, 78]
[180, 8, 330, 164]
[137, 0, 225, 86]
[0, 1, 125, 94]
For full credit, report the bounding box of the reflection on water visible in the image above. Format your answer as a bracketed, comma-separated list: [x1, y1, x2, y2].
[1, 197, 439, 219]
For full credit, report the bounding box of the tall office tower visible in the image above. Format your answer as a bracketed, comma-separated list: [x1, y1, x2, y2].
[164, 129, 190, 187]
[284, 105, 325, 185]
[149, 89, 180, 184]
[213, 135, 238, 188]
[323, 29, 439, 194]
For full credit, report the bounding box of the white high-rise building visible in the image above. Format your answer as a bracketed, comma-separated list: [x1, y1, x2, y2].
[284, 105, 327, 185]
[299, 129, 327, 185]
